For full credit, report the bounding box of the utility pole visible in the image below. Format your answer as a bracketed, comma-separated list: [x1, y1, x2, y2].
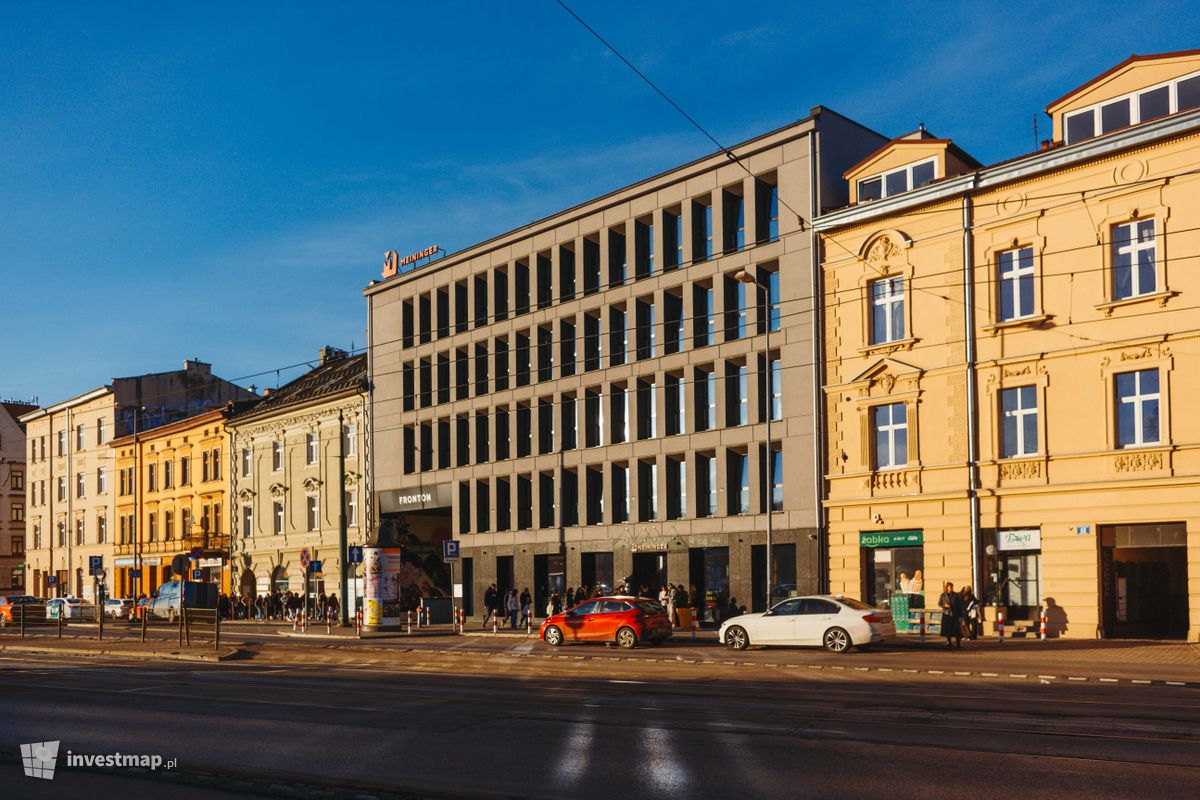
[338, 407, 349, 626]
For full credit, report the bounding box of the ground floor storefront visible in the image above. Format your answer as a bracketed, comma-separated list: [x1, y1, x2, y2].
[827, 487, 1199, 641]
[459, 526, 821, 624]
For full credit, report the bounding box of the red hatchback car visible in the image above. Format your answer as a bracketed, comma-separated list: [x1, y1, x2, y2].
[540, 596, 673, 648]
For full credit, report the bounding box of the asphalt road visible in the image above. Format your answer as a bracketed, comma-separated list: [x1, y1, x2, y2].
[1, 652, 1198, 799]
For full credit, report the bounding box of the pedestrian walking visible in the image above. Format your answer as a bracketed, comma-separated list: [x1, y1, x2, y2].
[327, 593, 340, 624]
[519, 588, 532, 627]
[939, 581, 964, 648]
[960, 585, 980, 640]
[505, 589, 519, 629]
[666, 584, 677, 626]
[482, 583, 497, 628]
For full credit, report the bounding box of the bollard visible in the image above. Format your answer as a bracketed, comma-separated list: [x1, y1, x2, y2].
[407, 610, 413, 635]
[526, 613, 532, 636]
[19, 602, 24, 638]
[1040, 607, 1047, 641]
[918, 611, 926, 644]
[326, 609, 332, 635]
[997, 610, 1005, 644]
[97, 604, 104, 642]
[58, 611, 63, 639]
[691, 615, 698, 639]
[492, 610, 498, 634]
[292, 613, 299, 632]
[141, 605, 147, 644]
[215, 609, 221, 653]
[355, 608, 362, 639]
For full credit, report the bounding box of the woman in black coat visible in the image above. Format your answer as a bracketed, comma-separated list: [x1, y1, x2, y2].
[939, 581, 964, 649]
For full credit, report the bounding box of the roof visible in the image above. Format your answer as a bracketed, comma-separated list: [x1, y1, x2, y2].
[108, 408, 231, 447]
[1046, 49, 1200, 112]
[843, 131, 982, 179]
[1, 402, 38, 426]
[228, 354, 366, 424]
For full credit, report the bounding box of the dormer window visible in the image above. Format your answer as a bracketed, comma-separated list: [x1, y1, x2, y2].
[857, 159, 937, 202]
[1063, 70, 1200, 144]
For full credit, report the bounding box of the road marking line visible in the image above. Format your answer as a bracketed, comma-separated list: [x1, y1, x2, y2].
[1099, 678, 1118, 683]
[981, 672, 998, 677]
[853, 667, 869, 671]
[1067, 677, 1087, 681]
[954, 671, 970, 676]
[1009, 673, 1027, 678]
[927, 670, 944, 674]
[1132, 679, 1151, 684]
[877, 667, 893, 672]
[903, 669, 919, 673]
[1038, 675, 1057, 680]
[1166, 681, 1186, 686]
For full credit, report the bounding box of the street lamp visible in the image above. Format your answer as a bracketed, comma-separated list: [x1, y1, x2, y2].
[735, 268, 776, 613]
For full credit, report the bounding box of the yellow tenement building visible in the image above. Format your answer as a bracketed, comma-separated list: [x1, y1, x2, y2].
[111, 409, 236, 598]
[815, 50, 1200, 641]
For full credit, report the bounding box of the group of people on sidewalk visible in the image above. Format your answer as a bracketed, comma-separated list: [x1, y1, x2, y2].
[478, 581, 722, 630]
[937, 582, 981, 648]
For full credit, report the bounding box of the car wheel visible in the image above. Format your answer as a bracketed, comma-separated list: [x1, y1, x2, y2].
[543, 625, 563, 646]
[823, 627, 851, 653]
[616, 627, 638, 649]
[724, 625, 750, 650]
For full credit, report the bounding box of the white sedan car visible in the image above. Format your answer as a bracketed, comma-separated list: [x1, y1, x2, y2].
[719, 595, 894, 653]
[45, 597, 85, 619]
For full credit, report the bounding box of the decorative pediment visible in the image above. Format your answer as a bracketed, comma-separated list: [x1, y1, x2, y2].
[343, 471, 361, 488]
[859, 229, 913, 274]
[302, 476, 323, 493]
[848, 358, 923, 400]
[268, 482, 288, 498]
[236, 487, 256, 502]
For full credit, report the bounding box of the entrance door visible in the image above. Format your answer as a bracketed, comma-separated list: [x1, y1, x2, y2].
[1101, 523, 1188, 638]
[631, 552, 666, 598]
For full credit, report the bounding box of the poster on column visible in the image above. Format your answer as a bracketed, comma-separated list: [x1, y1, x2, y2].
[363, 547, 403, 627]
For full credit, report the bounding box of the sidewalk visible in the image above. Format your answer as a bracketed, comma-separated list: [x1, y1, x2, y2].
[0, 638, 236, 662]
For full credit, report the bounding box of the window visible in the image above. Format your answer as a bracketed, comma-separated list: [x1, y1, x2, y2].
[456, 349, 469, 400]
[537, 326, 553, 382]
[857, 159, 936, 201]
[769, 356, 783, 421]
[635, 298, 656, 360]
[494, 268, 508, 321]
[608, 226, 626, 287]
[586, 466, 604, 525]
[770, 446, 783, 512]
[756, 178, 779, 243]
[697, 453, 717, 517]
[610, 384, 629, 444]
[419, 293, 432, 343]
[609, 306, 628, 367]
[76, 517, 85, 545]
[436, 286, 450, 338]
[584, 313, 602, 371]
[96, 467, 107, 495]
[1116, 369, 1160, 448]
[538, 398, 555, 454]
[725, 277, 747, 340]
[664, 209, 682, 269]
[693, 198, 713, 261]
[515, 260, 530, 315]
[583, 236, 601, 295]
[997, 246, 1035, 321]
[494, 338, 510, 390]
[539, 472, 555, 528]
[728, 451, 750, 515]
[76, 424, 84, 450]
[202, 451, 211, 482]
[634, 218, 654, 279]
[11, 471, 22, 491]
[516, 403, 532, 457]
[455, 280, 469, 333]
[96, 418, 107, 445]
[561, 395, 577, 450]
[1000, 386, 1038, 458]
[870, 276, 905, 344]
[766, 269, 781, 332]
[1063, 70, 1200, 144]
[57, 476, 66, 502]
[665, 373, 685, 436]
[694, 283, 715, 347]
[726, 362, 749, 426]
[58, 430, 66, 455]
[243, 505, 253, 537]
[1111, 219, 1156, 300]
[517, 474, 532, 530]
[496, 478, 511, 531]
[345, 424, 357, 457]
[476, 481, 490, 532]
[723, 188, 744, 253]
[306, 496, 319, 531]
[273, 501, 284, 534]
[584, 389, 603, 448]
[402, 300, 414, 347]
[560, 320, 576, 378]
[559, 244, 576, 301]
[164, 510, 174, 540]
[147, 513, 156, 542]
[695, 366, 717, 431]
[438, 418, 451, 469]
[10, 504, 23, 522]
[561, 468, 579, 526]
[163, 459, 173, 488]
[486, 408, 499, 462]
[180, 456, 191, 485]
[475, 343, 489, 395]
[612, 462, 629, 523]
[636, 380, 656, 440]
[457, 415, 471, 466]
[872, 403, 909, 470]
[638, 459, 658, 521]
[438, 352, 451, 403]
[272, 441, 283, 471]
[402, 361, 416, 411]
[474, 275, 489, 328]
[420, 422, 433, 471]
[515, 331, 531, 387]
[666, 456, 687, 519]
[76, 472, 85, 498]
[664, 290, 684, 355]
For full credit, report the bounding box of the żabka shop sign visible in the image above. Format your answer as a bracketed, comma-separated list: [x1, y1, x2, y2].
[859, 530, 923, 548]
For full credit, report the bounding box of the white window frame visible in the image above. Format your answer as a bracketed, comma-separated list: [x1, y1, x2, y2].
[1111, 219, 1157, 300]
[1063, 68, 1200, 144]
[241, 447, 252, 477]
[770, 357, 783, 421]
[346, 424, 358, 457]
[273, 501, 284, 534]
[347, 491, 358, 526]
[306, 433, 319, 465]
[1116, 369, 1161, 448]
[96, 467, 107, 495]
[857, 158, 937, 200]
[272, 440, 284, 472]
[737, 365, 750, 425]
[870, 276, 906, 344]
[1000, 386, 1039, 458]
[997, 246, 1035, 321]
[242, 505, 254, 538]
[306, 495, 319, 531]
[873, 403, 909, 470]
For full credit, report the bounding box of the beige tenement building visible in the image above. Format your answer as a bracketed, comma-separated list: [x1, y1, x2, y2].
[227, 349, 369, 620]
[22, 361, 255, 600]
[817, 51, 1200, 641]
[1, 401, 38, 591]
[365, 109, 887, 622]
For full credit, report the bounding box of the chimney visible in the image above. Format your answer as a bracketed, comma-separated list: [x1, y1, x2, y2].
[184, 359, 212, 375]
[262, 388, 273, 397]
[319, 346, 348, 366]
[248, 385, 258, 395]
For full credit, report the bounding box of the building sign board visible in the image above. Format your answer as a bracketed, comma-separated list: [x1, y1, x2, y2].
[378, 484, 454, 513]
[997, 529, 1041, 551]
[859, 530, 924, 548]
[382, 245, 441, 278]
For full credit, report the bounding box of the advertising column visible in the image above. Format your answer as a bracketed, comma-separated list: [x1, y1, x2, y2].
[362, 546, 402, 630]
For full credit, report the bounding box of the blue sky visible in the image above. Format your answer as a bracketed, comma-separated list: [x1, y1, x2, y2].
[2, 0, 1195, 403]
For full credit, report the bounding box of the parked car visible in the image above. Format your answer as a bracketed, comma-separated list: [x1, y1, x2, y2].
[45, 597, 85, 619]
[719, 595, 895, 653]
[103, 598, 135, 619]
[148, 580, 217, 620]
[0, 595, 40, 625]
[540, 596, 673, 648]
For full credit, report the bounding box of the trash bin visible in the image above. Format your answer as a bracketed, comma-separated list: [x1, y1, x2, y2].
[675, 606, 694, 629]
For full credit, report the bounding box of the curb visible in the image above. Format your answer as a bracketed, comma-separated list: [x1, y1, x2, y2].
[0, 643, 239, 662]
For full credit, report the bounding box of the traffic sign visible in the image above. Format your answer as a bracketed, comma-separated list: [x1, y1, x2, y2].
[308, 560, 322, 575]
[347, 546, 363, 564]
[300, 547, 311, 569]
[47, 575, 57, 586]
[190, 546, 204, 559]
[89, 555, 103, 577]
[129, 569, 142, 579]
[191, 569, 203, 581]
[442, 540, 460, 563]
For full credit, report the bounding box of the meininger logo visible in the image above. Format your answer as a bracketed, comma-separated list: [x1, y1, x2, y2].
[20, 741, 59, 780]
[19, 741, 176, 780]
